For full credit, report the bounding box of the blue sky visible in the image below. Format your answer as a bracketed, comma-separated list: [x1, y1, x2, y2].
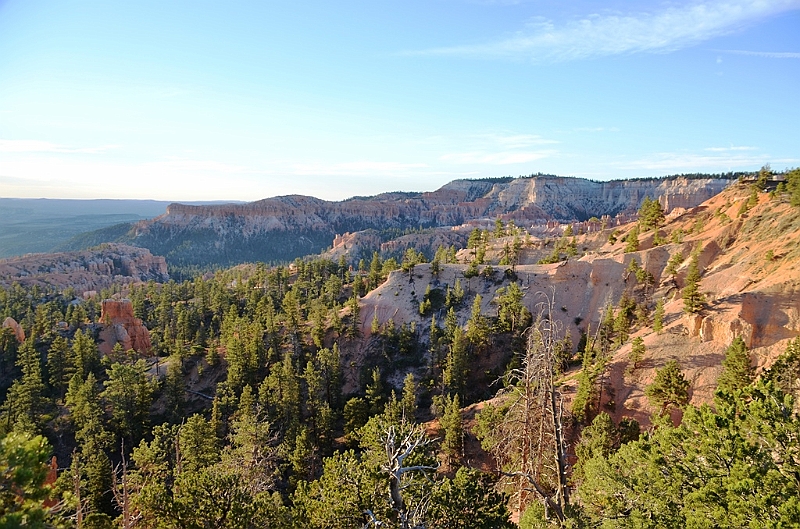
[0, 0, 798, 201]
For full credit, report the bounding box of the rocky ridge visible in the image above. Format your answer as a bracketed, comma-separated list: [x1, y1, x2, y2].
[82, 175, 732, 268]
[0, 243, 168, 291]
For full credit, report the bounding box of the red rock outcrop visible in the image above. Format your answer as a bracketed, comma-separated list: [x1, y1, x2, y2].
[98, 299, 151, 355]
[2, 317, 25, 342]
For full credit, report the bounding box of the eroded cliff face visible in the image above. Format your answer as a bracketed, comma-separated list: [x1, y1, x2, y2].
[155, 177, 729, 230]
[0, 243, 168, 291]
[127, 176, 731, 267]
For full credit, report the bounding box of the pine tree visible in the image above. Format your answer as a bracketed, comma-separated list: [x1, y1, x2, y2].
[71, 329, 99, 380]
[440, 393, 463, 467]
[653, 298, 665, 333]
[466, 295, 490, 351]
[682, 256, 705, 313]
[4, 340, 47, 434]
[47, 335, 74, 399]
[645, 360, 690, 414]
[716, 337, 753, 396]
[443, 327, 469, 398]
[365, 367, 385, 416]
[638, 196, 665, 231]
[102, 360, 154, 446]
[624, 224, 640, 253]
[627, 337, 645, 374]
[574, 411, 616, 481]
[400, 373, 417, 422]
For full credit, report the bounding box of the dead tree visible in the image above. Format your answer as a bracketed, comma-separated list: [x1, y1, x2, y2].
[112, 440, 142, 529]
[365, 424, 438, 529]
[491, 292, 570, 522]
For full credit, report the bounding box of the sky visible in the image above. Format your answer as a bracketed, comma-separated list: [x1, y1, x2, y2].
[0, 0, 798, 202]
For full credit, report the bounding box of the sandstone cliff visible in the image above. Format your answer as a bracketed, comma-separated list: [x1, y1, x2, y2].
[120, 175, 731, 268]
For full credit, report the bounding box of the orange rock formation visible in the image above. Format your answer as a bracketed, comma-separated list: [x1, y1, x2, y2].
[98, 299, 151, 355]
[2, 317, 25, 342]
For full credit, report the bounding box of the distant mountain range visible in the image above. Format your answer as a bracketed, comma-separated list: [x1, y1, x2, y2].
[51, 174, 735, 271]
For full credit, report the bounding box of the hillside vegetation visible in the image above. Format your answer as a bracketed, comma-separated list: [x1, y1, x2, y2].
[1, 169, 799, 527]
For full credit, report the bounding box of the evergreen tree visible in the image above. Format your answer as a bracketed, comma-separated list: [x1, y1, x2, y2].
[682, 256, 705, 313]
[0, 327, 19, 375]
[574, 411, 616, 481]
[653, 298, 665, 333]
[346, 294, 360, 338]
[579, 382, 800, 526]
[4, 340, 47, 434]
[427, 467, 514, 528]
[624, 224, 640, 253]
[179, 413, 219, 473]
[0, 432, 59, 527]
[786, 167, 800, 207]
[764, 337, 800, 396]
[102, 360, 154, 446]
[628, 336, 646, 373]
[164, 360, 186, 424]
[47, 335, 74, 399]
[645, 360, 690, 414]
[72, 329, 100, 380]
[716, 336, 753, 396]
[466, 294, 490, 352]
[400, 373, 417, 422]
[440, 393, 463, 467]
[365, 367, 385, 416]
[638, 196, 665, 231]
[443, 327, 469, 398]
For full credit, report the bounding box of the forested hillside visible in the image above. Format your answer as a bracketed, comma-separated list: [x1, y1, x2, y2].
[1, 168, 799, 528]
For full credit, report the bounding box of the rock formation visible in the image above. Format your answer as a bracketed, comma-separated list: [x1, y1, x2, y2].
[0, 243, 168, 291]
[98, 299, 151, 355]
[2, 317, 25, 343]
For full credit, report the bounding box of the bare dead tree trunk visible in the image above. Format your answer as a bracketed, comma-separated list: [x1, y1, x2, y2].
[71, 450, 84, 529]
[112, 440, 141, 529]
[493, 290, 570, 522]
[373, 424, 438, 529]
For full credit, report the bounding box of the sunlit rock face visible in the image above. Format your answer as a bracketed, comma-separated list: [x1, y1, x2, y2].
[99, 299, 151, 355]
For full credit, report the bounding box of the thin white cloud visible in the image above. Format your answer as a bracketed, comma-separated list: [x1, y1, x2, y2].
[0, 139, 117, 154]
[478, 133, 559, 148]
[716, 48, 800, 58]
[408, 0, 800, 61]
[145, 158, 250, 174]
[574, 127, 620, 133]
[617, 151, 798, 171]
[704, 145, 758, 152]
[292, 161, 429, 176]
[441, 150, 555, 165]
